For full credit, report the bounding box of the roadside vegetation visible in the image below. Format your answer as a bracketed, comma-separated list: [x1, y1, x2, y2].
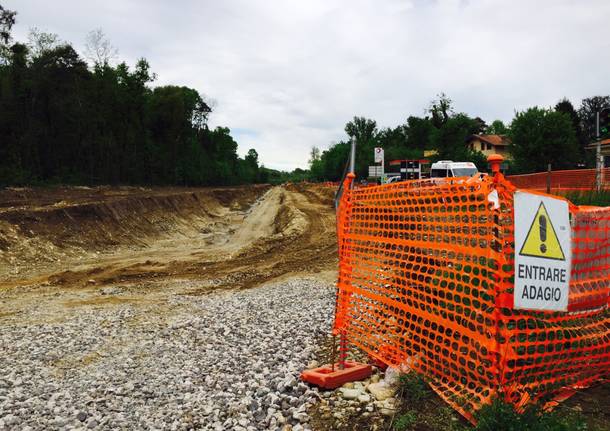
[307, 94, 608, 182]
[1, 4, 608, 187]
[0, 5, 269, 187]
[390, 373, 608, 431]
[566, 189, 610, 207]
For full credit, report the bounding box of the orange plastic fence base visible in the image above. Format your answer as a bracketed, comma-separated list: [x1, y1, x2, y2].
[300, 361, 372, 389]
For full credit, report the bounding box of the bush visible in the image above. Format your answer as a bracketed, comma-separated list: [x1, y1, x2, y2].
[474, 399, 587, 431]
[565, 189, 610, 207]
[393, 411, 417, 430]
[398, 373, 430, 404]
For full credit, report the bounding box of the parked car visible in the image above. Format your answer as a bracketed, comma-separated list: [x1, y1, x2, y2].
[386, 175, 402, 183]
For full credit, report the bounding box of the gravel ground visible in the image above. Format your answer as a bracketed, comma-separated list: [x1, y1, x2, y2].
[0, 278, 334, 430]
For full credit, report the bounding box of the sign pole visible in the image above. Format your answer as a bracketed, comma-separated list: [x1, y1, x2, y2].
[596, 111, 602, 192]
[349, 138, 356, 177]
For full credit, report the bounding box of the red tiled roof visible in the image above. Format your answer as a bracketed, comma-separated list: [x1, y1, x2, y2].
[468, 134, 510, 147]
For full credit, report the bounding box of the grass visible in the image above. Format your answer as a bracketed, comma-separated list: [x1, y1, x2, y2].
[390, 373, 464, 431]
[564, 189, 610, 206]
[391, 373, 605, 431]
[473, 399, 588, 431]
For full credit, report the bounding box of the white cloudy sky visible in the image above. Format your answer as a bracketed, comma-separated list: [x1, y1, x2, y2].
[5, 0, 610, 170]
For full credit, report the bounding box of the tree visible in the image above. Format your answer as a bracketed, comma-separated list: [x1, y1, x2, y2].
[487, 120, 508, 135]
[509, 107, 579, 173]
[27, 28, 61, 58]
[405, 116, 433, 149]
[428, 93, 453, 128]
[376, 126, 421, 162]
[308, 146, 324, 180]
[319, 142, 350, 181]
[245, 148, 259, 166]
[84, 28, 118, 66]
[473, 117, 488, 134]
[308, 146, 321, 167]
[0, 4, 16, 46]
[430, 113, 480, 161]
[344, 116, 378, 178]
[578, 96, 610, 141]
[0, 17, 262, 188]
[345, 116, 377, 144]
[555, 98, 587, 152]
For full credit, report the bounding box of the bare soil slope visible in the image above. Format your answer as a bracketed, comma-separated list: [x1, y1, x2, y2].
[0, 183, 338, 292]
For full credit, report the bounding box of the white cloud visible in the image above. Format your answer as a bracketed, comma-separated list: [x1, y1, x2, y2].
[5, 0, 610, 170]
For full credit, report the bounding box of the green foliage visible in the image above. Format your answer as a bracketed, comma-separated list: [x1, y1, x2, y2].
[509, 107, 580, 173]
[578, 96, 610, 141]
[564, 189, 610, 207]
[398, 373, 430, 404]
[393, 411, 417, 430]
[429, 93, 454, 128]
[0, 17, 261, 187]
[0, 4, 16, 46]
[487, 119, 509, 135]
[317, 142, 350, 181]
[555, 98, 588, 155]
[473, 398, 587, 431]
[429, 113, 488, 169]
[406, 116, 434, 149]
[345, 116, 379, 178]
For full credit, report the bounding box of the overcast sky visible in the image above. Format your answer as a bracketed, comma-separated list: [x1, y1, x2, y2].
[5, 0, 610, 170]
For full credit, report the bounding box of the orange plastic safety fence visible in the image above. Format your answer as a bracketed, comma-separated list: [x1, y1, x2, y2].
[333, 174, 610, 422]
[507, 167, 610, 192]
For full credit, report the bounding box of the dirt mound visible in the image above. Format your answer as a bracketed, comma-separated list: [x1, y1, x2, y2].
[0, 183, 338, 291]
[0, 185, 269, 281]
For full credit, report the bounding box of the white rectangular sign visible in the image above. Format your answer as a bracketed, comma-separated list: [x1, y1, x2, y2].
[514, 191, 571, 311]
[368, 166, 383, 177]
[374, 147, 384, 163]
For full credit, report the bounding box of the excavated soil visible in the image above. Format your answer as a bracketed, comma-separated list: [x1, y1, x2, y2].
[0, 183, 338, 293]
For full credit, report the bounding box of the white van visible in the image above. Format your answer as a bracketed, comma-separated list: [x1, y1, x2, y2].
[429, 161, 478, 178]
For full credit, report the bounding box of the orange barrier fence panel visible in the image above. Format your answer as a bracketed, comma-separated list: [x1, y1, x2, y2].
[333, 174, 610, 422]
[507, 167, 610, 192]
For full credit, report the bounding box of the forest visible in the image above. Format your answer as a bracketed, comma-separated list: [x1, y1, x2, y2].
[0, 5, 265, 187]
[308, 94, 610, 181]
[1, 4, 608, 187]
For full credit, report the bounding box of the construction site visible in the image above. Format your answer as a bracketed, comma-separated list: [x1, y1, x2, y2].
[1, 154, 609, 430]
[0, 183, 345, 430]
[1, 2, 610, 430]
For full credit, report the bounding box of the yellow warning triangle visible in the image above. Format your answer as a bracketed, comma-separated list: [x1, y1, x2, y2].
[519, 202, 565, 260]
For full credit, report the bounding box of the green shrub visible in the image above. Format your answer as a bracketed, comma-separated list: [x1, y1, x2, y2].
[398, 373, 430, 404]
[565, 189, 610, 207]
[474, 398, 587, 431]
[393, 411, 417, 430]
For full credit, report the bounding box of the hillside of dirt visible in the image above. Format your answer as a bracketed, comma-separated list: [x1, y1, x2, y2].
[0, 183, 338, 291]
[0, 183, 341, 430]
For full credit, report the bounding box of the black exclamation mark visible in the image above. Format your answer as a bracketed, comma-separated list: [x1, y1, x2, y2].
[539, 215, 547, 253]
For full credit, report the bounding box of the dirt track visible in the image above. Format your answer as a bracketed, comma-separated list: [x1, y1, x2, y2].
[0, 183, 338, 294]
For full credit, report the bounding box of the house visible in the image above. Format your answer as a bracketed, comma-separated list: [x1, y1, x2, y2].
[467, 134, 512, 159]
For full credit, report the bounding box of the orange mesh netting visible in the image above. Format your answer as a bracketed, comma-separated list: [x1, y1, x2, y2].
[507, 167, 610, 192]
[333, 173, 610, 421]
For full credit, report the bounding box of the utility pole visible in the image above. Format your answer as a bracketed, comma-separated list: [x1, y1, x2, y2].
[595, 108, 609, 191]
[349, 138, 356, 179]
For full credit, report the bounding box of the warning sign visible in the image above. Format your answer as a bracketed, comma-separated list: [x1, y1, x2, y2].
[514, 192, 571, 311]
[519, 202, 566, 260]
